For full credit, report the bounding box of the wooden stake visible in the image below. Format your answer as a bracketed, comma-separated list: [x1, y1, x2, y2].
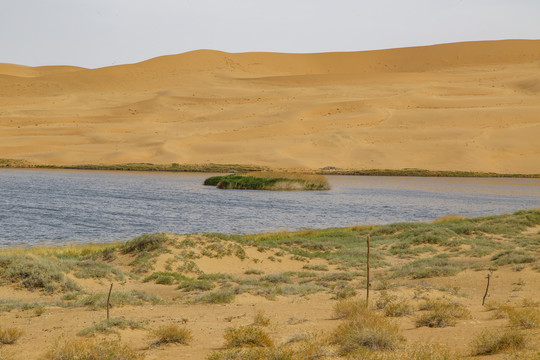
[107, 283, 113, 321]
[366, 234, 370, 306]
[482, 271, 492, 306]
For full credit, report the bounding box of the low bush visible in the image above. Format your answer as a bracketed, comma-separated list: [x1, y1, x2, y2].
[332, 306, 403, 354]
[333, 299, 367, 319]
[415, 298, 470, 328]
[508, 307, 540, 329]
[121, 233, 168, 254]
[195, 287, 236, 304]
[77, 317, 144, 336]
[151, 324, 193, 346]
[0, 327, 22, 344]
[74, 290, 164, 310]
[0, 254, 80, 293]
[44, 338, 143, 360]
[470, 328, 527, 355]
[384, 301, 413, 317]
[223, 325, 273, 348]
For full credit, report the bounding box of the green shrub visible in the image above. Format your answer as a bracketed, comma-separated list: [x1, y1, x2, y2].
[177, 278, 216, 291]
[0, 254, 80, 293]
[195, 287, 236, 304]
[73, 260, 124, 280]
[143, 271, 186, 285]
[121, 233, 168, 254]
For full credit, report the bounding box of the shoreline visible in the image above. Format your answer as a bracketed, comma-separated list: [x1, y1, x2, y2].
[2, 159, 540, 178]
[0, 210, 538, 359]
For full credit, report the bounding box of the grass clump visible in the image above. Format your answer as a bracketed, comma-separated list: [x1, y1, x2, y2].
[72, 260, 125, 281]
[143, 271, 186, 285]
[391, 256, 462, 279]
[508, 307, 540, 329]
[252, 310, 271, 327]
[77, 317, 144, 336]
[44, 338, 143, 360]
[74, 290, 164, 310]
[384, 301, 413, 317]
[333, 298, 367, 319]
[470, 328, 528, 355]
[151, 324, 193, 346]
[223, 325, 273, 348]
[194, 287, 236, 304]
[415, 298, 470, 328]
[0, 254, 80, 293]
[177, 278, 216, 292]
[0, 327, 22, 344]
[331, 304, 403, 354]
[204, 172, 330, 191]
[121, 233, 168, 254]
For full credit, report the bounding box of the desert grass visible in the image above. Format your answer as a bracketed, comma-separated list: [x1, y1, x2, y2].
[252, 310, 271, 327]
[508, 307, 540, 329]
[384, 301, 413, 317]
[44, 338, 143, 360]
[333, 298, 368, 319]
[470, 328, 528, 355]
[77, 317, 145, 336]
[151, 324, 193, 346]
[121, 233, 169, 254]
[415, 298, 470, 328]
[72, 290, 165, 310]
[331, 299, 403, 354]
[0, 254, 80, 293]
[223, 325, 274, 348]
[194, 287, 237, 304]
[0, 327, 22, 345]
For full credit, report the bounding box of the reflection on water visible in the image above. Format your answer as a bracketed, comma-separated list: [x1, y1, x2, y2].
[0, 169, 539, 247]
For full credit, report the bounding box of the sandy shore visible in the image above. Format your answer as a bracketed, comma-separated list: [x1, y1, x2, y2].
[1, 40, 539, 174]
[0, 211, 539, 359]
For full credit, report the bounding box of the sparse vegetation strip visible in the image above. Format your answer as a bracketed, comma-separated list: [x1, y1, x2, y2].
[204, 172, 330, 190]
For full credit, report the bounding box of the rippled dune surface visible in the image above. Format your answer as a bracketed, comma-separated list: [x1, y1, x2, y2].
[1, 40, 539, 173]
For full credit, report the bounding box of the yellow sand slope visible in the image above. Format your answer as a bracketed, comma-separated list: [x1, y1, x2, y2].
[1, 40, 539, 173]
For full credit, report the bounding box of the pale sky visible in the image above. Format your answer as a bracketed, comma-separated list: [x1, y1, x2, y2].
[1, 0, 539, 69]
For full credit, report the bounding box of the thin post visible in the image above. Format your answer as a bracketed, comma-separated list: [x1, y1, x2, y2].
[482, 271, 492, 306]
[366, 234, 370, 306]
[107, 283, 113, 321]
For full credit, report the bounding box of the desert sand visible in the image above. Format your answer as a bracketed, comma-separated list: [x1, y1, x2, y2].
[0, 215, 539, 359]
[1, 40, 539, 173]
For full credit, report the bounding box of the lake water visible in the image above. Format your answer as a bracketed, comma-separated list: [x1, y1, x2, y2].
[1, 169, 539, 247]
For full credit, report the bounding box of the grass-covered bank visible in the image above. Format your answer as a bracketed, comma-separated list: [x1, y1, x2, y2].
[2, 158, 540, 178]
[1, 209, 539, 291]
[204, 172, 330, 190]
[0, 159, 267, 173]
[0, 210, 539, 359]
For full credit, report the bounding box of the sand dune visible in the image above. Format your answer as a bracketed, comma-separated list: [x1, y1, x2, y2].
[1, 40, 539, 173]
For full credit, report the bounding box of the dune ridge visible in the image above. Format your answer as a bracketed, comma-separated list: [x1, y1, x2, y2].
[1, 40, 539, 173]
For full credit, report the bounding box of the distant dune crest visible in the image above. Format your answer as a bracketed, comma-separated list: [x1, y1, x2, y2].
[1, 40, 539, 173]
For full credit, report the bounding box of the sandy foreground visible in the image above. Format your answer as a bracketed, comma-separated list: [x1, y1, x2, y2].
[1, 40, 539, 173]
[0, 213, 539, 359]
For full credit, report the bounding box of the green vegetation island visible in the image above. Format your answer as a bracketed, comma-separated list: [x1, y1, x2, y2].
[2, 159, 540, 178]
[203, 172, 330, 190]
